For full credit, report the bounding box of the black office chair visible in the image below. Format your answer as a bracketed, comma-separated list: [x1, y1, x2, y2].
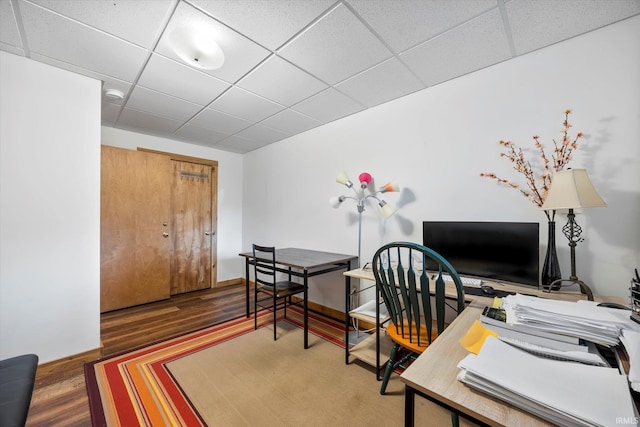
[253, 244, 306, 341]
[373, 242, 465, 410]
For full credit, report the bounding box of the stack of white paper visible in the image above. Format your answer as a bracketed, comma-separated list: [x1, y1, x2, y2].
[621, 329, 640, 392]
[579, 301, 640, 389]
[458, 337, 638, 426]
[502, 294, 627, 347]
[498, 336, 608, 366]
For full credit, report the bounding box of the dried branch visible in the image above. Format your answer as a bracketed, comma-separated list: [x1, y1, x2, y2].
[480, 109, 583, 222]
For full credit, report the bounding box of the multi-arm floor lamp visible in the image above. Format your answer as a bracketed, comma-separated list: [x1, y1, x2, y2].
[331, 171, 399, 346]
[541, 169, 607, 300]
[330, 171, 399, 268]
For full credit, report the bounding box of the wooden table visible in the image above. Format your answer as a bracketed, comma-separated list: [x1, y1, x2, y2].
[398, 286, 629, 426]
[402, 299, 525, 426]
[239, 248, 357, 349]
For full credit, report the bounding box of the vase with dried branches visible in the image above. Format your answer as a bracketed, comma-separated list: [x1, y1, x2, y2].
[481, 109, 584, 290]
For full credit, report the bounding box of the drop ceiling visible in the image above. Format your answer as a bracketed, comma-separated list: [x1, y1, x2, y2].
[1, 0, 639, 154]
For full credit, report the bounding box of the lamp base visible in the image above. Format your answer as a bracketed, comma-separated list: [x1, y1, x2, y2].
[545, 277, 594, 301]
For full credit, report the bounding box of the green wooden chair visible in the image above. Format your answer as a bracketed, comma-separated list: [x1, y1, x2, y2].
[373, 242, 465, 424]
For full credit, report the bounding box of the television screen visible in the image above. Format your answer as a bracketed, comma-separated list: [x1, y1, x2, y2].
[422, 221, 540, 287]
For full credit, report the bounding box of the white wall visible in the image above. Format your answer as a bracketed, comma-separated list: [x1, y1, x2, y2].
[101, 128, 244, 282]
[1, 16, 637, 363]
[0, 52, 101, 362]
[243, 16, 640, 306]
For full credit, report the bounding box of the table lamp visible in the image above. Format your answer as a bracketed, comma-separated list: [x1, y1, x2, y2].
[540, 169, 607, 300]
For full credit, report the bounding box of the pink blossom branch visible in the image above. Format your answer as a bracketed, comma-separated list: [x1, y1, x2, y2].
[481, 110, 583, 222]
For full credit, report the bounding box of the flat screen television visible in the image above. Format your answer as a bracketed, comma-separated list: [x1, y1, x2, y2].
[422, 221, 540, 287]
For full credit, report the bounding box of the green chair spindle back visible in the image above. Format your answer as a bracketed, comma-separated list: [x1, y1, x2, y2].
[372, 242, 466, 396]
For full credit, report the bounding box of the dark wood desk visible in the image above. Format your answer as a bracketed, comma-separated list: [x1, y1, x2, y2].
[239, 248, 357, 349]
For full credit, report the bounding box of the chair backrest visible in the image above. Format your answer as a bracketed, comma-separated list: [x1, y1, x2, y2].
[253, 244, 277, 288]
[372, 242, 465, 347]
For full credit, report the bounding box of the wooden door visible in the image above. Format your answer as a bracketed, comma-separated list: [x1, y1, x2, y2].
[170, 161, 213, 294]
[100, 146, 171, 312]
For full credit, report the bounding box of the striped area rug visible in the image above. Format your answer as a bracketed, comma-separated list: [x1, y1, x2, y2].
[84, 307, 348, 426]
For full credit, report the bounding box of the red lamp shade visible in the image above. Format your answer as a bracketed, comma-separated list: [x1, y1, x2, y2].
[359, 172, 372, 185]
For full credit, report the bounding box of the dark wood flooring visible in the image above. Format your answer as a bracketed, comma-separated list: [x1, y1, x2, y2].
[26, 284, 250, 427]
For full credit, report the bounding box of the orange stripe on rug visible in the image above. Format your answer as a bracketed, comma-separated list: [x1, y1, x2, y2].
[85, 307, 349, 426]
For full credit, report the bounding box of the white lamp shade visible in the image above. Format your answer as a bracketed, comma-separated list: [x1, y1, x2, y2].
[336, 171, 349, 185]
[169, 26, 225, 70]
[541, 169, 607, 210]
[336, 171, 353, 188]
[379, 201, 398, 218]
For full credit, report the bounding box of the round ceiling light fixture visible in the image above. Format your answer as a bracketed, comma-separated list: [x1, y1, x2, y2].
[169, 25, 225, 70]
[104, 89, 124, 100]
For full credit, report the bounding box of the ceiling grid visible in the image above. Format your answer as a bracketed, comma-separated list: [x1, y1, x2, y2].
[1, 0, 638, 153]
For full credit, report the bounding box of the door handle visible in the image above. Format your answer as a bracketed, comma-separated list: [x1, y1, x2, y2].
[205, 231, 211, 236]
[162, 232, 169, 238]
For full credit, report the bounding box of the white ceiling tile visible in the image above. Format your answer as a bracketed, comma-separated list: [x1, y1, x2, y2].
[214, 135, 257, 153]
[506, 0, 640, 55]
[348, 0, 497, 52]
[336, 58, 425, 107]
[400, 8, 511, 86]
[27, 0, 174, 48]
[30, 52, 133, 97]
[243, 140, 277, 152]
[189, 107, 253, 135]
[0, 0, 22, 48]
[278, 3, 393, 85]
[235, 123, 291, 144]
[137, 54, 229, 105]
[0, 43, 25, 56]
[30, 52, 108, 81]
[209, 86, 284, 122]
[174, 123, 230, 146]
[261, 109, 322, 135]
[236, 55, 327, 106]
[154, 1, 270, 84]
[291, 88, 365, 123]
[191, 0, 336, 50]
[3, 0, 637, 154]
[117, 107, 183, 135]
[127, 86, 203, 121]
[18, 0, 147, 82]
[224, 137, 275, 153]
